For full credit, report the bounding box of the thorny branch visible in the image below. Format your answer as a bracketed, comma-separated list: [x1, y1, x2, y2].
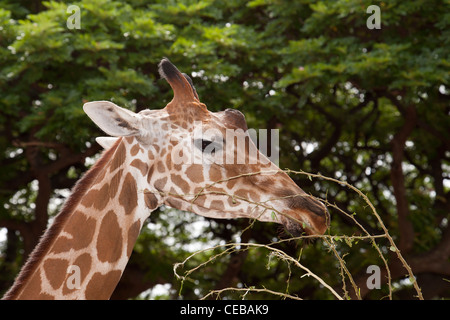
[173, 242, 343, 300]
[146, 169, 424, 300]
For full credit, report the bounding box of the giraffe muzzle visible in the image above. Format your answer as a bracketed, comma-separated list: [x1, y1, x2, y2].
[280, 196, 330, 236]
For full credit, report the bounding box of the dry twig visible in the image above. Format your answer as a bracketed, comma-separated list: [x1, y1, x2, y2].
[147, 168, 423, 300]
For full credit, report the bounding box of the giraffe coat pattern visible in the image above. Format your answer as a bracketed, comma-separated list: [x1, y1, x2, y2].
[3, 59, 329, 300]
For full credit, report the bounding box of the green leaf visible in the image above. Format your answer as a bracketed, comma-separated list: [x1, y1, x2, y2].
[271, 211, 278, 221]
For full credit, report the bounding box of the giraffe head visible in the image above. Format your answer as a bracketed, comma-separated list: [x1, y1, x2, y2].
[84, 59, 330, 236]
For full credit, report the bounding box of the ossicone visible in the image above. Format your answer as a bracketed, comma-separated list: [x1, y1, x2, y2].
[158, 58, 200, 104]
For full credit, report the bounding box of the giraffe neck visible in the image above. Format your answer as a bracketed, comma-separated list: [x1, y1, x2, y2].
[4, 137, 161, 300]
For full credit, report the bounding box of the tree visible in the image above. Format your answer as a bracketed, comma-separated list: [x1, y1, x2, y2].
[0, 0, 448, 299]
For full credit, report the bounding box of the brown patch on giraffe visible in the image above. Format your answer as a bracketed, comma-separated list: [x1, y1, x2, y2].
[234, 188, 251, 199]
[110, 142, 126, 172]
[166, 151, 172, 171]
[16, 272, 52, 300]
[154, 177, 168, 190]
[210, 200, 225, 211]
[82, 183, 110, 211]
[185, 164, 204, 183]
[173, 161, 183, 172]
[95, 167, 107, 185]
[73, 253, 92, 283]
[193, 186, 204, 195]
[144, 190, 159, 210]
[156, 160, 165, 173]
[43, 258, 69, 290]
[227, 189, 252, 207]
[81, 188, 98, 208]
[50, 236, 72, 254]
[227, 195, 240, 207]
[148, 149, 155, 160]
[192, 194, 206, 207]
[130, 159, 149, 176]
[85, 270, 122, 300]
[208, 185, 225, 194]
[125, 136, 135, 144]
[147, 164, 155, 184]
[127, 221, 141, 257]
[209, 165, 222, 182]
[62, 253, 92, 295]
[166, 197, 183, 209]
[109, 168, 123, 199]
[33, 292, 55, 299]
[194, 204, 210, 214]
[172, 174, 190, 194]
[118, 173, 138, 215]
[82, 168, 122, 209]
[96, 210, 123, 263]
[51, 211, 96, 254]
[247, 190, 260, 203]
[226, 178, 238, 190]
[94, 185, 110, 210]
[130, 144, 141, 156]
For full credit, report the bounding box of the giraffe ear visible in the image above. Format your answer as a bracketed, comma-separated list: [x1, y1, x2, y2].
[83, 101, 140, 137]
[95, 137, 119, 149]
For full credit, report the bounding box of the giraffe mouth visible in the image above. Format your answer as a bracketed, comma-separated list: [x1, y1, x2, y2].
[280, 206, 330, 237]
[279, 194, 330, 237]
[281, 217, 309, 237]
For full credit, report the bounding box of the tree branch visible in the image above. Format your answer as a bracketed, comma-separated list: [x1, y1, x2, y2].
[210, 228, 252, 298]
[390, 105, 417, 253]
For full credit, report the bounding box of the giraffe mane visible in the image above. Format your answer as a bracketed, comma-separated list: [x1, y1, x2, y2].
[3, 139, 122, 300]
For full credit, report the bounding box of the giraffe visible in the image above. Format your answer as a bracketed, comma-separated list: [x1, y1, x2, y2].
[3, 59, 330, 300]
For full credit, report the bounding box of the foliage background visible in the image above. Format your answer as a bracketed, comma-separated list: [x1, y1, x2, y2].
[0, 0, 449, 299]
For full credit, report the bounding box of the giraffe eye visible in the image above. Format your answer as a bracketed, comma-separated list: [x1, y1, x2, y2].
[194, 139, 218, 155]
[201, 139, 213, 151]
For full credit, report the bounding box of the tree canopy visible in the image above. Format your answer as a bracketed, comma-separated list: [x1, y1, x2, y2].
[0, 0, 449, 299]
